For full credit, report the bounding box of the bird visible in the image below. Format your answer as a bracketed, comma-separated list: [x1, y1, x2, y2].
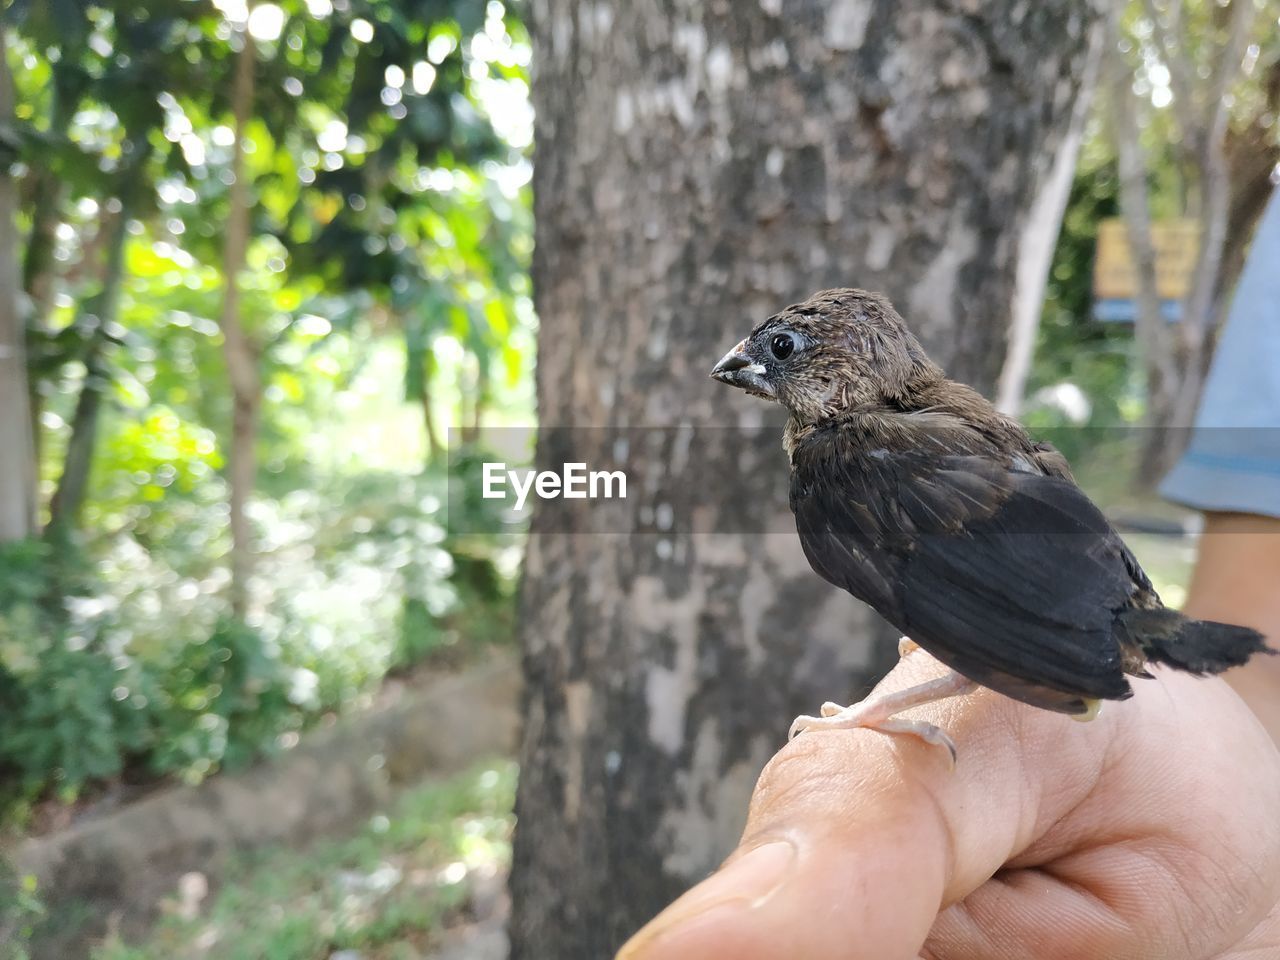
[710, 287, 1271, 761]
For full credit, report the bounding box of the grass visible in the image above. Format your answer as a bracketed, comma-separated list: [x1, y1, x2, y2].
[92, 760, 517, 960]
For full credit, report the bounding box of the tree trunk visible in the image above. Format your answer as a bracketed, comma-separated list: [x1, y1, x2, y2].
[509, 2, 1103, 956]
[466, 361, 488, 443]
[415, 362, 443, 463]
[23, 171, 62, 480]
[22, 64, 71, 477]
[45, 206, 129, 542]
[0, 25, 37, 543]
[218, 33, 260, 620]
[1107, 35, 1183, 490]
[1218, 53, 1280, 311]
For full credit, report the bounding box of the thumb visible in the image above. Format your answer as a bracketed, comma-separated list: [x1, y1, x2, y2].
[615, 652, 1114, 960]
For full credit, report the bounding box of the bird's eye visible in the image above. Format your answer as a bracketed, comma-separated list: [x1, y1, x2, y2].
[770, 332, 797, 361]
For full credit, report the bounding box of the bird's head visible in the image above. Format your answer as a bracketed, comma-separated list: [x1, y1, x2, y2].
[710, 288, 943, 424]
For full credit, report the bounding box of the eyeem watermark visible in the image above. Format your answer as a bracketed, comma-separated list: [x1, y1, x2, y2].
[482, 462, 627, 511]
[451, 425, 1280, 534]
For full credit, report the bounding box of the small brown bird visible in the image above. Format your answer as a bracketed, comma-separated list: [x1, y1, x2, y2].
[711, 288, 1270, 760]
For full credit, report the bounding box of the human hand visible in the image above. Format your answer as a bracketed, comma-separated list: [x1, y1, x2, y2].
[616, 650, 1280, 960]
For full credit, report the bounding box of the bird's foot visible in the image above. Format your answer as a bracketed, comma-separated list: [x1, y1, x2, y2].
[789, 707, 961, 766]
[897, 636, 921, 658]
[788, 670, 978, 766]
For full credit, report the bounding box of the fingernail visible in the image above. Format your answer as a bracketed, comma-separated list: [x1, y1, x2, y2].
[615, 839, 797, 960]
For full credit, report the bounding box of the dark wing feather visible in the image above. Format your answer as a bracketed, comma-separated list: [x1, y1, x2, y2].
[791, 435, 1137, 713]
[793, 488, 899, 615]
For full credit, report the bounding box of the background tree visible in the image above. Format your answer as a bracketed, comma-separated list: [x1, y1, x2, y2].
[0, 25, 38, 543]
[509, 0, 1104, 955]
[217, 22, 259, 619]
[1108, 0, 1279, 483]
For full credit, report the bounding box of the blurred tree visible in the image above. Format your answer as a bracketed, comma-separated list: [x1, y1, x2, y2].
[218, 26, 259, 618]
[0, 26, 36, 545]
[44, 179, 136, 542]
[508, 0, 1104, 955]
[1108, 0, 1280, 484]
[0, 24, 38, 543]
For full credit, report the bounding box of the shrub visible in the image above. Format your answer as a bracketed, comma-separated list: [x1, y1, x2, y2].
[0, 465, 517, 824]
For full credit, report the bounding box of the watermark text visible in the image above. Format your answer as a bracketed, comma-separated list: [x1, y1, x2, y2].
[482, 462, 628, 511]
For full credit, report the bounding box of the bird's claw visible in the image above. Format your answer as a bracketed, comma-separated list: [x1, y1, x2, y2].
[897, 636, 921, 658]
[789, 670, 974, 765]
[788, 713, 824, 739]
[878, 717, 959, 768]
[788, 705, 959, 767]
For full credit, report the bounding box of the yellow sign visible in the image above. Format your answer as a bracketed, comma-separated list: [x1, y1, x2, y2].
[1093, 218, 1199, 301]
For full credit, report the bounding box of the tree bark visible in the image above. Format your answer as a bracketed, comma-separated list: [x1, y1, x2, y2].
[509, 1, 1103, 956]
[218, 33, 260, 621]
[0, 25, 37, 543]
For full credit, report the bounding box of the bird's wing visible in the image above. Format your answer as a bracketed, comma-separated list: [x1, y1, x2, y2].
[791, 440, 1136, 711]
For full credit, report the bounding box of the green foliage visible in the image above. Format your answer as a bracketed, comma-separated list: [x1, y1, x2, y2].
[0, 542, 148, 806]
[1025, 0, 1280, 460]
[0, 0, 532, 823]
[0, 455, 516, 819]
[1022, 135, 1145, 466]
[90, 761, 517, 960]
[0, 638, 147, 792]
[143, 617, 296, 778]
[0, 865, 45, 959]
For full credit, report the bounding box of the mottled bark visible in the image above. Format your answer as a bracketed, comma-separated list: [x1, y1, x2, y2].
[0, 26, 37, 542]
[509, 1, 1102, 956]
[218, 34, 260, 620]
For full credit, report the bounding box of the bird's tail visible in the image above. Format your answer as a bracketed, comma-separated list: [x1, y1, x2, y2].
[1118, 607, 1272, 675]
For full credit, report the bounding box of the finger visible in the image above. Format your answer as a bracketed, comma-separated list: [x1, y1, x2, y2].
[616, 651, 1119, 960]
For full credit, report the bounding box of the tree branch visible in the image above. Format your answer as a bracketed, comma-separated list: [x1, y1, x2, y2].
[1140, 0, 1197, 147]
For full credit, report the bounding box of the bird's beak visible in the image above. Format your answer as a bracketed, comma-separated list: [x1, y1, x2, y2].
[710, 340, 774, 397]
